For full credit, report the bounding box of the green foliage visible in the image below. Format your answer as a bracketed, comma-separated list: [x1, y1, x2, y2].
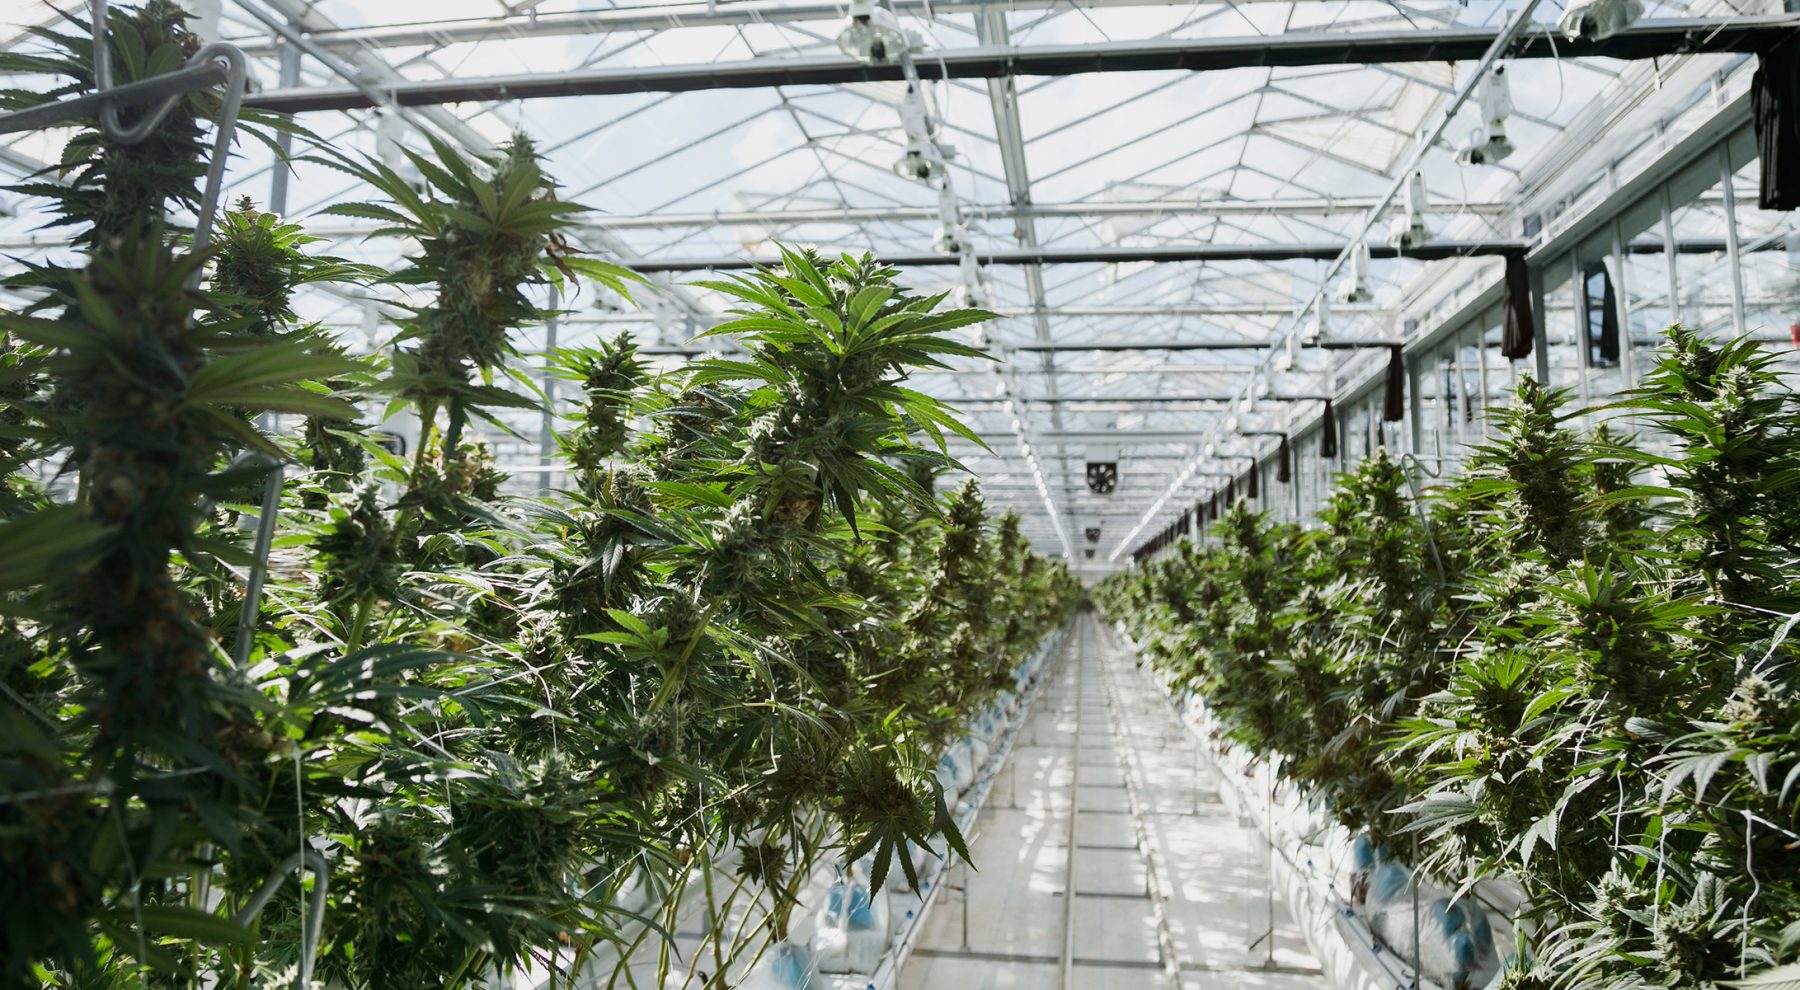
[1, 13, 1073, 985]
[1097, 335, 1800, 989]
[313, 131, 643, 474]
[0, 1, 212, 253]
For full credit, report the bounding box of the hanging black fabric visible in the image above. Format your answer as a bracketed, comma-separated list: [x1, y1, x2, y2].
[1383, 345, 1406, 422]
[1276, 435, 1292, 484]
[1581, 262, 1623, 368]
[1753, 40, 1800, 211]
[1502, 251, 1535, 360]
[1247, 461, 1260, 500]
[1320, 399, 1339, 459]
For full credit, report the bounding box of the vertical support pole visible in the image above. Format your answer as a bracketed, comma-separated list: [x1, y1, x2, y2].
[1610, 219, 1635, 389]
[1572, 251, 1593, 408]
[230, 37, 298, 669]
[1529, 261, 1551, 383]
[540, 284, 561, 492]
[1264, 775, 1276, 970]
[1410, 832, 1422, 990]
[1719, 145, 1747, 336]
[1662, 183, 1681, 327]
[1291, 442, 1302, 522]
[960, 856, 971, 950]
[266, 41, 299, 213]
[1407, 350, 1423, 456]
[1475, 322, 1490, 440]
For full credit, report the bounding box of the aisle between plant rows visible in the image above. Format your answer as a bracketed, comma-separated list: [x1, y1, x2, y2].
[898, 612, 1324, 990]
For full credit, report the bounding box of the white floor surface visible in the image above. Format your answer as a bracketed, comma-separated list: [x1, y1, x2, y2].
[896, 613, 1327, 990]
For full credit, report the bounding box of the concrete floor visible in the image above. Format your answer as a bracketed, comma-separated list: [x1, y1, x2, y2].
[897, 614, 1326, 990]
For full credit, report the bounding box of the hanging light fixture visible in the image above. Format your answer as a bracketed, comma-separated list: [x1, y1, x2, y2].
[1336, 242, 1373, 304]
[1387, 170, 1430, 251]
[1457, 64, 1515, 167]
[893, 85, 948, 185]
[838, 0, 910, 64]
[1305, 291, 1331, 346]
[1558, 0, 1644, 42]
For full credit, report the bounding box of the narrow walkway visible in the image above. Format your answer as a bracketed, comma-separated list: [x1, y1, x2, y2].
[898, 613, 1326, 990]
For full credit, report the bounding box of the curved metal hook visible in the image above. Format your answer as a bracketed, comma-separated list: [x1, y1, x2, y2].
[1397, 452, 1446, 586]
[91, 0, 235, 146]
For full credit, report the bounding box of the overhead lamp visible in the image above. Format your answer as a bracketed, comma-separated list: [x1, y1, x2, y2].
[934, 221, 973, 257]
[1558, 0, 1644, 42]
[1387, 170, 1430, 251]
[1276, 331, 1299, 372]
[1305, 292, 1331, 345]
[1335, 242, 1373, 304]
[1456, 65, 1515, 167]
[838, 0, 910, 64]
[894, 85, 949, 185]
[894, 147, 947, 184]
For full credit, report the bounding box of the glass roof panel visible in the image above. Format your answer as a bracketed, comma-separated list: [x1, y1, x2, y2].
[0, 0, 1786, 560]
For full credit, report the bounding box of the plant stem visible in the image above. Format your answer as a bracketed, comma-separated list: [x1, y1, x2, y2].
[443, 947, 481, 990]
[345, 590, 375, 653]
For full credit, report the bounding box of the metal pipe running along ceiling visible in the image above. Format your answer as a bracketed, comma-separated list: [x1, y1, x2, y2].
[242, 17, 1795, 113]
[615, 241, 1524, 273]
[226, 0, 1423, 54]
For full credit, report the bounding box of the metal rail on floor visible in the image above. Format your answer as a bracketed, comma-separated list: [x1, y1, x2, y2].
[1091, 615, 1191, 990]
[1056, 619, 1085, 990]
[1113, 622, 1422, 990]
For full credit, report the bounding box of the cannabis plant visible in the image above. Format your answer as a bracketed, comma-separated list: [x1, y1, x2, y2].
[1097, 333, 1800, 989]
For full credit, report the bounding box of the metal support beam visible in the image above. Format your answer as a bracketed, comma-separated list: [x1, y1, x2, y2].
[228, 0, 1362, 54]
[1010, 338, 1400, 352]
[1113, 0, 1557, 561]
[943, 393, 1331, 403]
[973, 3, 1078, 551]
[619, 240, 1523, 272]
[575, 197, 1508, 228]
[242, 18, 1796, 113]
[230, 0, 720, 326]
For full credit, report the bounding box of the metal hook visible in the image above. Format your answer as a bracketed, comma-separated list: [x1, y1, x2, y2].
[1397, 452, 1446, 586]
[90, 0, 243, 156]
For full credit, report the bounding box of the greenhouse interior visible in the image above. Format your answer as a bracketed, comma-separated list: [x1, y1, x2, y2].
[4, 0, 1800, 988]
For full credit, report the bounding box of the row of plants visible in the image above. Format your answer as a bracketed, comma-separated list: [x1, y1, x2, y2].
[1096, 332, 1800, 990]
[0, 3, 1079, 987]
